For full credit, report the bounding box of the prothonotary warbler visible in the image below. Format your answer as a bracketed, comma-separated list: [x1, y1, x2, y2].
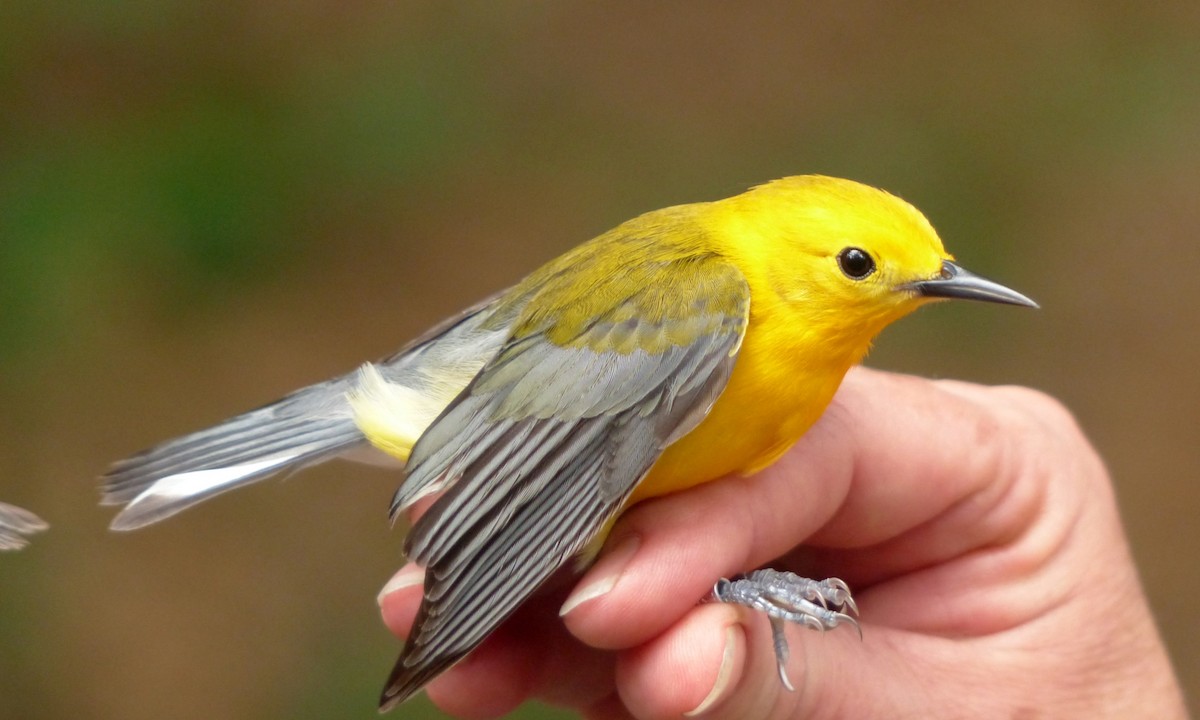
[101, 175, 1037, 710]
[0, 502, 48, 551]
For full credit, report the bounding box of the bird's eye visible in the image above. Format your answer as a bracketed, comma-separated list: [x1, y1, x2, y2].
[837, 247, 875, 280]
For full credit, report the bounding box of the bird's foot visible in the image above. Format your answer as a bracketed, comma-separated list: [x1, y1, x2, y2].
[711, 569, 860, 691]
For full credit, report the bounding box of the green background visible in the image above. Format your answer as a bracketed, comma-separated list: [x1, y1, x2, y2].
[1, 3, 1196, 718]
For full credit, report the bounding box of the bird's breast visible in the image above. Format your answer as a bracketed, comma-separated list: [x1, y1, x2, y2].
[628, 326, 852, 505]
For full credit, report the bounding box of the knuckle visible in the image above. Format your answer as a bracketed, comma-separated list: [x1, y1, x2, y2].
[984, 384, 1110, 491]
[988, 385, 1085, 444]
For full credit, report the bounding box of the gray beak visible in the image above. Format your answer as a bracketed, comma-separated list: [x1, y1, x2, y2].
[904, 260, 1039, 308]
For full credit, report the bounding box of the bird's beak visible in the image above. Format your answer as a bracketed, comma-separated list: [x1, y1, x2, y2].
[904, 260, 1038, 308]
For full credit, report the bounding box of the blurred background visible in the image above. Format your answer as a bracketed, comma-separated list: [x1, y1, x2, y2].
[1, 2, 1196, 718]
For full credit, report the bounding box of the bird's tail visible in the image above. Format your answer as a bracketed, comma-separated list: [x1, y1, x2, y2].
[101, 376, 369, 531]
[102, 295, 507, 532]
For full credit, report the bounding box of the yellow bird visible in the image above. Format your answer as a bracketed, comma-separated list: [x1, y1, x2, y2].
[102, 175, 1036, 710]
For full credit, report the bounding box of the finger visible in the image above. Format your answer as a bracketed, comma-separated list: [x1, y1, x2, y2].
[379, 570, 617, 716]
[378, 565, 533, 719]
[561, 368, 1047, 650]
[795, 378, 1109, 635]
[581, 693, 638, 720]
[800, 369, 1019, 549]
[378, 563, 424, 638]
[618, 603, 992, 720]
[614, 604, 759, 719]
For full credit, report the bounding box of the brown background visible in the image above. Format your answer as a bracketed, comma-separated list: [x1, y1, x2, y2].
[0, 3, 1196, 718]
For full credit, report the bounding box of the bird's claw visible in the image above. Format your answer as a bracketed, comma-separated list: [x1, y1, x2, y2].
[711, 569, 860, 691]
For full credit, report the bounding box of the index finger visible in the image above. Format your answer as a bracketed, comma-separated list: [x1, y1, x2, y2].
[561, 367, 1047, 650]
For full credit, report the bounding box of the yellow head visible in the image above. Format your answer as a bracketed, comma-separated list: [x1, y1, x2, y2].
[710, 175, 1034, 355]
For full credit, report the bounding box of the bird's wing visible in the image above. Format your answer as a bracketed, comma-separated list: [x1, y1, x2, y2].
[381, 251, 750, 708]
[0, 502, 48, 551]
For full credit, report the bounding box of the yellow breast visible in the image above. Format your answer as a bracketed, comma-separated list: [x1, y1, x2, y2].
[627, 303, 856, 504]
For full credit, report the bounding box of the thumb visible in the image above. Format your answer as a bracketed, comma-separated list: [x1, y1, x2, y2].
[614, 605, 961, 720]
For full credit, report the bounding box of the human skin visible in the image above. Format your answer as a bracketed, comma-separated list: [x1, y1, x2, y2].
[378, 367, 1188, 719]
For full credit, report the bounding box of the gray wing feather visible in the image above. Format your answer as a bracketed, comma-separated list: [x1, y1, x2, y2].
[380, 258, 750, 709]
[402, 332, 739, 566]
[383, 420, 615, 700]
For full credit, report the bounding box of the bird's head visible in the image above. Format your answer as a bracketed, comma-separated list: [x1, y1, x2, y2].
[714, 175, 1036, 346]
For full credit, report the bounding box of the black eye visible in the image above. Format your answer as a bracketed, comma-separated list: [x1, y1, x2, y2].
[837, 247, 875, 279]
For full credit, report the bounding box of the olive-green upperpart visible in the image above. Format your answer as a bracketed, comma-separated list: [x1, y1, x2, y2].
[489, 205, 749, 356]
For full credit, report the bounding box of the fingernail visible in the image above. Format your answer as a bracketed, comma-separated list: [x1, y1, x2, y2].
[559, 534, 640, 617]
[376, 564, 425, 606]
[684, 624, 742, 717]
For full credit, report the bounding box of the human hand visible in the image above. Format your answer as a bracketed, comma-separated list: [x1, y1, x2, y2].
[378, 367, 1187, 719]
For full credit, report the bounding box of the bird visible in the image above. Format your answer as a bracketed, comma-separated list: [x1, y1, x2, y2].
[100, 175, 1037, 710]
[0, 502, 48, 551]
